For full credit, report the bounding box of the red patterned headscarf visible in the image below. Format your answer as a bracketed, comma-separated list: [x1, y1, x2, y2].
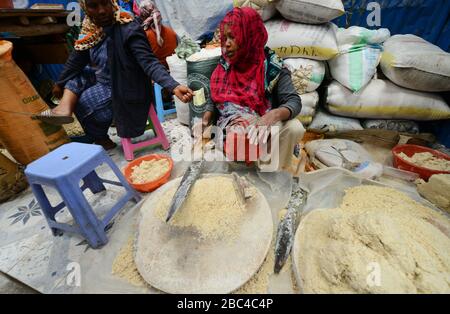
[210, 7, 270, 116]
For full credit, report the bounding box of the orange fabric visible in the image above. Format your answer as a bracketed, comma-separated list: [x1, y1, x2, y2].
[146, 26, 177, 68]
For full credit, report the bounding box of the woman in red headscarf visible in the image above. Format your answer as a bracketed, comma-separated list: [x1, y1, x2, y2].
[204, 7, 305, 172]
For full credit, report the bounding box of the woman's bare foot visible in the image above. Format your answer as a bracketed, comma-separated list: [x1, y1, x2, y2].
[37, 88, 80, 124]
[51, 88, 79, 117]
[50, 106, 73, 117]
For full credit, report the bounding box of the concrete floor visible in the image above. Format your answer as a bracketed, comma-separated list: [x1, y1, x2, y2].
[0, 117, 190, 294]
[0, 272, 38, 294]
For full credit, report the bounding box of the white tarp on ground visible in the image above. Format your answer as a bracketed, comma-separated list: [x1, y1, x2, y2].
[155, 0, 233, 40]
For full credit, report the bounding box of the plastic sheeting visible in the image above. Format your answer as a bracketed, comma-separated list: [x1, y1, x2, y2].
[296, 167, 439, 215]
[154, 0, 233, 41]
[292, 167, 448, 293]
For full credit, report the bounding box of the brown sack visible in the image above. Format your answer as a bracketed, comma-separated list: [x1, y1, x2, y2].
[0, 152, 28, 203]
[0, 40, 69, 165]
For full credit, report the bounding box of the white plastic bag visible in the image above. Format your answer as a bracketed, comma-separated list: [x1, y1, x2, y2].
[309, 110, 363, 132]
[305, 139, 382, 180]
[328, 27, 390, 92]
[335, 26, 390, 47]
[380, 35, 450, 92]
[326, 79, 450, 121]
[362, 120, 420, 134]
[284, 58, 325, 94]
[259, 2, 277, 21]
[305, 139, 383, 179]
[186, 48, 222, 62]
[234, 0, 279, 21]
[297, 91, 319, 126]
[299, 91, 319, 116]
[186, 49, 221, 128]
[167, 54, 189, 125]
[276, 0, 344, 24]
[265, 20, 338, 60]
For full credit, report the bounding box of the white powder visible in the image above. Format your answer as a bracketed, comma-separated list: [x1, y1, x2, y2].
[111, 237, 147, 287]
[399, 152, 450, 171]
[130, 159, 170, 184]
[296, 186, 450, 294]
[155, 176, 251, 240]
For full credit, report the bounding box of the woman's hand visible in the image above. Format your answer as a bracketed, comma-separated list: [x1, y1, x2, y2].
[259, 108, 287, 127]
[173, 85, 194, 103]
[248, 108, 290, 145]
[192, 111, 214, 140]
[52, 84, 64, 99]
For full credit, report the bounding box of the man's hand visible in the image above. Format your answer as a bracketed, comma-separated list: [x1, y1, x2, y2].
[248, 108, 290, 145]
[173, 85, 194, 103]
[52, 84, 63, 99]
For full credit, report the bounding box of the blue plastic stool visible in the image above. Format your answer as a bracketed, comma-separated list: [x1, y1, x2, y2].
[25, 143, 141, 249]
[154, 82, 176, 122]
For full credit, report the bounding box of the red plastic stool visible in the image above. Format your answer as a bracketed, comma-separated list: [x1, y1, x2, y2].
[121, 105, 170, 161]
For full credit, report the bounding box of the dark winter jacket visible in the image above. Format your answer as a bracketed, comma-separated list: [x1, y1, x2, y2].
[57, 19, 179, 138]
